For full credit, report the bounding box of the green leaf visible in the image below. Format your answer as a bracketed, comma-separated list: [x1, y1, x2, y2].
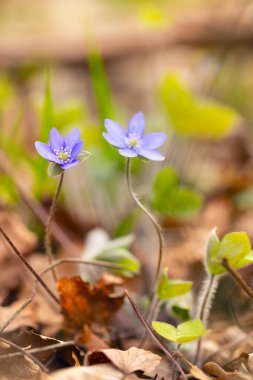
[40, 68, 54, 141]
[152, 167, 202, 219]
[113, 211, 137, 238]
[171, 305, 191, 322]
[176, 320, 207, 344]
[156, 268, 192, 300]
[159, 74, 238, 139]
[95, 248, 140, 276]
[218, 232, 251, 264]
[152, 321, 177, 342]
[47, 163, 63, 178]
[206, 230, 253, 275]
[152, 319, 207, 344]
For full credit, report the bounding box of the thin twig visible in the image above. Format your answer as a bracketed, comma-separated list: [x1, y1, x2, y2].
[0, 340, 76, 360]
[125, 290, 187, 380]
[0, 258, 128, 332]
[0, 337, 49, 374]
[222, 258, 253, 299]
[45, 172, 64, 282]
[0, 227, 59, 304]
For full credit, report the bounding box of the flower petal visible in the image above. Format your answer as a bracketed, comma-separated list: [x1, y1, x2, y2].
[136, 148, 165, 161]
[71, 141, 84, 159]
[60, 160, 79, 169]
[142, 133, 167, 149]
[118, 148, 138, 157]
[103, 132, 126, 148]
[35, 141, 60, 163]
[49, 128, 64, 152]
[104, 119, 126, 141]
[128, 112, 145, 136]
[64, 128, 81, 149]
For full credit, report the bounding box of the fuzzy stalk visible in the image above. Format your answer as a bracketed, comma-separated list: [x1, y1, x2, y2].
[194, 274, 219, 364]
[45, 171, 64, 282]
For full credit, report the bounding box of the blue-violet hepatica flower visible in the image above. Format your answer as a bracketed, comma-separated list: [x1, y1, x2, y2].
[35, 128, 84, 169]
[103, 112, 167, 161]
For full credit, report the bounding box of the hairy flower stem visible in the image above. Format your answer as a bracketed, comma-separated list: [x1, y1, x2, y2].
[194, 274, 217, 364]
[126, 158, 163, 281]
[126, 158, 164, 345]
[45, 171, 64, 282]
[0, 227, 59, 305]
[125, 290, 187, 380]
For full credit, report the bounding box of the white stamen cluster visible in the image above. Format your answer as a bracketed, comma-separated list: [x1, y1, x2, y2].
[125, 133, 143, 149]
[54, 146, 72, 163]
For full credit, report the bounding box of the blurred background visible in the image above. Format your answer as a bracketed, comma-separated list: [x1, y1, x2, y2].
[1, 0, 253, 301]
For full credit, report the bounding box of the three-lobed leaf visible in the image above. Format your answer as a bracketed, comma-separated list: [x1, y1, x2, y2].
[206, 229, 253, 275]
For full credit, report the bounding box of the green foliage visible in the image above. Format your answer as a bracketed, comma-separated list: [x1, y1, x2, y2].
[40, 69, 54, 142]
[86, 40, 114, 123]
[152, 167, 202, 219]
[113, 211, 137, 238]
[206, 228, 253, 275]
[156, 268, 192, 300]
[159, 74, 238, 139]
[171, 304, 191, 322]
[95, 248, 140, 276]
[152, 319, 207, 344]
[47, 163, 63, 178]
[90, 234, 140, 277]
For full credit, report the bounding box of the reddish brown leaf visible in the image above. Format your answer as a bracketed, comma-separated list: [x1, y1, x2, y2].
[57, 275, 124, 331]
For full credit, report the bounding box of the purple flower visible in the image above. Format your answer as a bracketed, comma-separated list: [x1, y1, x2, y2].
[103, 112, 167, 161]
[35, 127, 84, 169]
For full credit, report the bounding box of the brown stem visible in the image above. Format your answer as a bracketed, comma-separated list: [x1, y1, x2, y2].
[125, 290, 187, 380]
[0, 337, 49, 374]
[126, 158, 163, 281]
[45, 171, 64, 282]
[0, 227, 59, 305]
[222, 258, 253, 299]
[0, 340, 76, 360]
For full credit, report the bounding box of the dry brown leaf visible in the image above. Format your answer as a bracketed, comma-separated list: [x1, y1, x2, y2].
[86, 347, 162, 376]
[57, 275, 124, 331]
[0, 355, 42, 380]
[0, 327, 79, 370]
[190, 364, 213, 380]
[48, 364, 138, 380]
[203, 362, 251, 380]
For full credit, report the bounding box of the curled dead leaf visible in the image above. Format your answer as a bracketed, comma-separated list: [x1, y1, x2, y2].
[57, 275, 124, 331]
[86, 347, 162, 376]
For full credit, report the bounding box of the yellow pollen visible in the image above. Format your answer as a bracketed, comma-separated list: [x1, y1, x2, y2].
[59, 152, 69, 161]
[129, 137, 138, 147]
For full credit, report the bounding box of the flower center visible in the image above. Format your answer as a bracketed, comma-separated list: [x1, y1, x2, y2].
[54, 147, 72, 163]
[125, 133, 143, 149]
